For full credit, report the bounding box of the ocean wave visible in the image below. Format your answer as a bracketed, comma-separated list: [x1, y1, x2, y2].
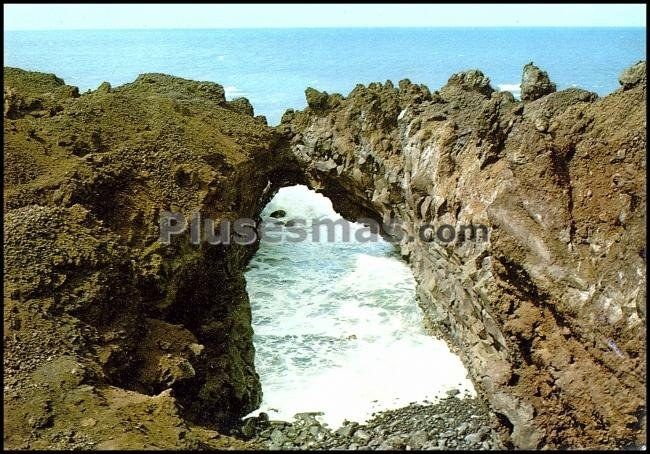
[497, 83, 521, 92]
[245, 185, 475, 428]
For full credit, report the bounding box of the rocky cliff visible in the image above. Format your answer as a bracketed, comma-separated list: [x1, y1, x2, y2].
[3, 68, 300, 449]
[281, 62, 647, 449]
[3, 62, 646, 449]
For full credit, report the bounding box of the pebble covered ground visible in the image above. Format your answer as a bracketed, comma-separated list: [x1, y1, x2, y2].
[234, 390, 509, 450]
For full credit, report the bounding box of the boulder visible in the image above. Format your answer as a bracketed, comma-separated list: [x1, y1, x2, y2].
[520, 62, 556, 101]
[305, 87, 329, 110]
[446, 69, 494, 97]
[269, 209, 286, 218]
[619, 60, 646, 90]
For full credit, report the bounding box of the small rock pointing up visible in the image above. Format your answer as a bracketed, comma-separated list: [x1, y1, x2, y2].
[520, 62, 556, 101]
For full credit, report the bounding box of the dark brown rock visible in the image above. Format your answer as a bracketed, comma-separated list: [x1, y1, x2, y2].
[285, 67, 646, 449]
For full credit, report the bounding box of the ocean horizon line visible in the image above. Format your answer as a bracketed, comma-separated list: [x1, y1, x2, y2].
[4, 25, 647, 33]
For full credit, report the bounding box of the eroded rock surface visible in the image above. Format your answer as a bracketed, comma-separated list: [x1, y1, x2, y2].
[280, 62, 646, 449]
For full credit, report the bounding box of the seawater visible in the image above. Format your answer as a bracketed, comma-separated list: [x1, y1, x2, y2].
[4, 27, 646, 124]
[244, 185, 473, 428]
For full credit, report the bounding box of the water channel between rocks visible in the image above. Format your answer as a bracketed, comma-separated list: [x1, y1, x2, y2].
[244, 185, 474, 428]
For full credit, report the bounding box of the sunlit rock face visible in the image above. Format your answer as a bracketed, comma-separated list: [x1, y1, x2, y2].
[280, 63, 646, 449]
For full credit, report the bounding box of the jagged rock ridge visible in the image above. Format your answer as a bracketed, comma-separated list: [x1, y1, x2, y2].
[280, 63, 646, 449]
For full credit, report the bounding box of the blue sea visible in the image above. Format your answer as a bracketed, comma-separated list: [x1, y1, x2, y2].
[4, 27, 646, 124]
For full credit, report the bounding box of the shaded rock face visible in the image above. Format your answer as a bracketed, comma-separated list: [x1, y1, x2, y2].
[3, 62, 646, 450]
[305, 87, 329, 110]
[280, 64, 646, 449]
[521, 62, 557, 101]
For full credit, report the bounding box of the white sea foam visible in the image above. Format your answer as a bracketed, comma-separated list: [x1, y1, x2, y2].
[244, 185, 474, 428]
[224, 85, 246, 99]
[498, 83, 521, 92]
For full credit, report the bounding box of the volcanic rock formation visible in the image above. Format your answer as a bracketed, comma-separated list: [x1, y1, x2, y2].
[3, 68, 298, 449]
[3, 62, 646, 449]
[520, 62, 557, 101]
[280, 64, 646, 449]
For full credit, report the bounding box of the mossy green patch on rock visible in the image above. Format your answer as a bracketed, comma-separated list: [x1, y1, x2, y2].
[3, 67, 299, 449]
[4, 67, 79, 101]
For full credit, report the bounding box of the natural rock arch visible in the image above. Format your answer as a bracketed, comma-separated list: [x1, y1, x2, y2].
[3, 62, 646, 449]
